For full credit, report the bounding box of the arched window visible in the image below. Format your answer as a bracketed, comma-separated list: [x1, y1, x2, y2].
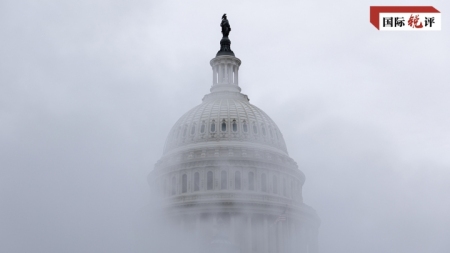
[275, 129, 279, 140]
[194, 172, 200, 191]
[210, 120, 216, 133]
[183, 125, 187, 137]
[200, 121, 206, 133]
[269, 127, 273, 138]
[221, 119, 227, 132]
[171, 176, 176, 195]
[207, 171, 213, 190]
[243, 121, 248, 133]
[248, 172, 255, 191]
[221, 171, 227, 190]
[182, 174, 187, 193]
[261, 173, 267, 192]
[252, 122, 258, 134]
[261, 125, 266, 136]
[235, 171, 241, 190]
[273, 175, 278, 194]
[190, 123, 196, 136]
[232, 119, 237, 132]
[283, 178, 287, 196]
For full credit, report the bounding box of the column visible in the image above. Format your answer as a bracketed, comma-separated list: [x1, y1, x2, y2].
[195, 214, 200, 252]
[228, 64, 232, 83]
[232, 65, 235, 84]
[218, 65, 222, 84]
[276, 220, 280, 253]
[264, 215, 269, 253]
[223, 63, 226, 83]
[289, 219, 294, 253]
[247, 215, 252, 252]
[212, 65, 215, 85]
[235, 66, 239, 84]
[230, 214, 235, 244]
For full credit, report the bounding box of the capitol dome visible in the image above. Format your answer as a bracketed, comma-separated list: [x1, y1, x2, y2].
[163, 91, 288, 155]
[148, 15, 319, 253]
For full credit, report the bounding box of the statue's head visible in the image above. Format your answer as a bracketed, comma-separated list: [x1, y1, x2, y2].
[222, 13, 227, 19]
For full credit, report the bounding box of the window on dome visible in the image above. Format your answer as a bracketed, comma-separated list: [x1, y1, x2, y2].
[248, 172, 254, 191]
[252, 122, 258, 134]
[269, 127, 273, 138]
[200, 121, 206, 133]
[235, 171, 241, 190]
[191, 124, 196, 135]
[221, 119, 227, 132]
[221, 171, 227, 190]
[207, 171, 213, 190]
[183, 125, 187, 137]
[262, 125, 266, 136]
[171, 176, 176, 195]
[243, 121, 248, 132]
[194, 172, 200, 191]
[261, 173, 267, 192]
[210, 120, 216, 132]
[275, 130, 279, 140]
[182, 174, 187, 193]
[232, 119, 237, 132]
[172, 129, 177, 139]
[273, 175, 278, 194]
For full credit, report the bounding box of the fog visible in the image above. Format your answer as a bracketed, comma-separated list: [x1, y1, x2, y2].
[1, 0, 449, 252]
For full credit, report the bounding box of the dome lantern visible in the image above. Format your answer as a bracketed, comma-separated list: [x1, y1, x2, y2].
[211, 14, 241, 93]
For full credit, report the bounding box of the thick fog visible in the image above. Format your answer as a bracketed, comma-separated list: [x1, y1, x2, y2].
[1, 0, 449, 252]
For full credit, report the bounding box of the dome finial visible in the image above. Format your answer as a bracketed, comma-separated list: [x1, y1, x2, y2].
[217, 14, 234, 56]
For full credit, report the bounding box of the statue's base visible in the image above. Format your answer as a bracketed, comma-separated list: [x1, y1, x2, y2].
[217, 36, 235, 56]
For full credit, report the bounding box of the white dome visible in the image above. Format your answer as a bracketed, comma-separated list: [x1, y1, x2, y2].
[149, 25, 320, 253]
[163, 91, 288, 155]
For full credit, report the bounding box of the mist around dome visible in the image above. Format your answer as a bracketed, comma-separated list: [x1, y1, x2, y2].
[145, 15, 319, 253]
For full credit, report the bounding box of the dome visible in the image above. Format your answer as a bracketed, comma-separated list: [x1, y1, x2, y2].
[163, 91, 288, 155]
[148, 19, 320, 253]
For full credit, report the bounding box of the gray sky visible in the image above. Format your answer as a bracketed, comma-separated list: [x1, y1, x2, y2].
[1, 0, 449, 252]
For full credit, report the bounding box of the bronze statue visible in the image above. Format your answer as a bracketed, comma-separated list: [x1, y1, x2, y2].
[220, 14, 231, 37]
[217, 14, 234, 56]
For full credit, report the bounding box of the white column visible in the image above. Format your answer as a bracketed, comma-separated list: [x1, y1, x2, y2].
[222, 65, 226, 84]
[264, 215, 269, 253]
[247, 215, 252, 252]
[230, 214, 235, 244]
[228, 64, 232, 84]
[223, 63, 226, 83]
[215, 65, 219, 85]
[288, 219, 293, 253]
[195, 215, 200, 252]
[212, 66, 215, 85]
[235, 66, 239, 85]
[276, 221, 281, 253]
[231, 65, 235, 84]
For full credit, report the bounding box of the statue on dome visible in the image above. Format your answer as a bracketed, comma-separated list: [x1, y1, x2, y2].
[220, 14, 231, 37]
[216, 14, 235, 56]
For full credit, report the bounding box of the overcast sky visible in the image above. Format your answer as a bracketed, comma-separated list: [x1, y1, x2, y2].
[1, 0, 449, 253]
